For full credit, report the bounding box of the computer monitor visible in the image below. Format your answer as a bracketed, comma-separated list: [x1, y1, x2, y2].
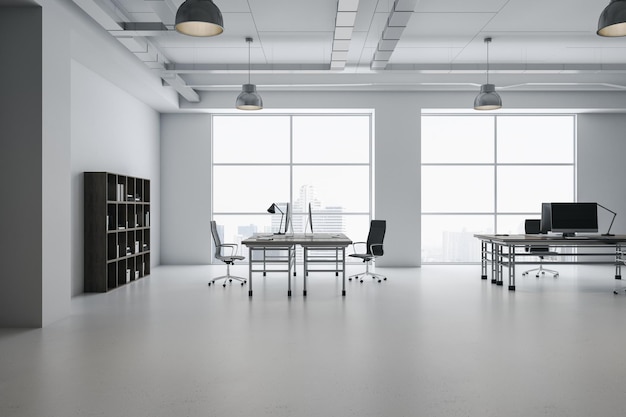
[550, 202, 598, 237]
[284, 203, 291, 234]
[540, 202, 552, 234]
[304, 202, 313, 234]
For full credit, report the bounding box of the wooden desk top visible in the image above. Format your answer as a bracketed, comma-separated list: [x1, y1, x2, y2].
[475, 233, 626, 245]
[242, 233, 352, 247]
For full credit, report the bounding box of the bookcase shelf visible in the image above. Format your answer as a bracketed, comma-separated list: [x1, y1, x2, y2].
[85, 172, 151, 292]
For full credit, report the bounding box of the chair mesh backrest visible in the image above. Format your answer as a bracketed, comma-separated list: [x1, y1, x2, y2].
[366, 220, 386, 256]
[525, 218, 548, 252]
[525, 219, 541, 234]
[210, 220, 222, 259]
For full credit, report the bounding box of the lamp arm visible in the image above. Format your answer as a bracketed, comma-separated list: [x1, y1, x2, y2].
[597, 203, 617, 236]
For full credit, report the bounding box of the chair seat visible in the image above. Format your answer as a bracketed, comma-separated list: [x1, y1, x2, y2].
[530, 251, 558, 256]
[220, 255, 245, 262]
[349, 253, 373, 261]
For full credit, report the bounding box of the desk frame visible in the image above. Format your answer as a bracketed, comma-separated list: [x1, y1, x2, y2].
[475, 234, 626, 290]
[242, 234, 352, 297]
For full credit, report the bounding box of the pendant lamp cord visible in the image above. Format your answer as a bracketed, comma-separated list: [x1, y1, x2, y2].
[247, 37, 252, 85]
[486, 41, 489, 84]
[485, 37, 491, 85]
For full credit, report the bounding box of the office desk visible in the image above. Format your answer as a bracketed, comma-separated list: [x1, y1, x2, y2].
[474, 234, 626, 290]
[242, 233, 352, 297]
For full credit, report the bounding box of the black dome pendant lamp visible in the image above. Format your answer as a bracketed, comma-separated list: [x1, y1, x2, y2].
[175, 0, 224, 37]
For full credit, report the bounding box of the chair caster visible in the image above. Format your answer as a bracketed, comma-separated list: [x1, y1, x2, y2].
[208, 282, 212, 286]
[377, 279, 381, 283]
[383, 277, 387, 281]
[360, 279, 363, 283]
[241, 282, 245, 286]
[222, 283, 226, 287]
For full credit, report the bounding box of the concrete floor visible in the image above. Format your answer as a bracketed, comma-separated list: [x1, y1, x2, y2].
[2, 264, 626, 417]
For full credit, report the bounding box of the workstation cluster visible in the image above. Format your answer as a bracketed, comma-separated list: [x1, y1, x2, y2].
[475, 202, 626, 290]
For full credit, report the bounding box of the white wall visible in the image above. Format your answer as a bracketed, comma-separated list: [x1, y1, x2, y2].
[161, 90, 626, 268]
[71, 60, 161, 295]
[160, 114, 212, 264]
[0, 0, 168, 326]
[42, 0, 72, 326]
[578, 114, 626, 234]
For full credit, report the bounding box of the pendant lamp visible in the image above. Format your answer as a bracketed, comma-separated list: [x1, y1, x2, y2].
[236, 37, 263, 110]
[598, 0, 626, 36]
[175, 0, 224, 37]
[474, 37, 502, 111]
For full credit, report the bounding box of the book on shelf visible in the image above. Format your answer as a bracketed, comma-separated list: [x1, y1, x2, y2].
[135, 270, 139, 279]
[126, 269, 130, 283]
[116, 184, 125, 202]
[126, 246, 132, 255]
[135, 241, 140, 253]
[145, 212, 150, 226]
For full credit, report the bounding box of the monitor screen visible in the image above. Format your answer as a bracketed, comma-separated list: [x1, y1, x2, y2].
[550, 202, 598, 235]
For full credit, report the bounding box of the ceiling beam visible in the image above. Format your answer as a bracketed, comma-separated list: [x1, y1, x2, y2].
[371, 0, 419, 70]
[72, 0, 201, 104]
[161, 73, 200, 102]
[331, 0, 360, 70]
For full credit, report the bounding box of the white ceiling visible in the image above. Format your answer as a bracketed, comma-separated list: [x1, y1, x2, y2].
[73, 0, 626, 102]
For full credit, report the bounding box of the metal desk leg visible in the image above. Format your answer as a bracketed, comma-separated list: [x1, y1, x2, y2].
[481, 240, 488, 280]
[491, 242, 497, 284]
[303, 247, 308, 296]
[263, 247, 267, 276]
[497, 244, 504, 286]
[616, 244, 622, 280]
[342, 247, 346, 296]
[248, 247, 253, 297]
[288, 246, 293, 297]
[508, 245, 516, 291]
[336, 247, 339, 276]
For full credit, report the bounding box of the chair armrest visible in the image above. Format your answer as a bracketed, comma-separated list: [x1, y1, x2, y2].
[351, 241, 367, 254]
[218, 243, 239, 256]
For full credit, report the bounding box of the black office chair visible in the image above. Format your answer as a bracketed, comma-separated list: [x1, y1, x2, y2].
[522, 219, 559, 278]
[349, 220, 387, 283]
[209, 220, 247, 287]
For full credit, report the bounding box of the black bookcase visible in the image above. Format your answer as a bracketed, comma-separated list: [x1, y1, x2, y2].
[84, 172, 151, 292]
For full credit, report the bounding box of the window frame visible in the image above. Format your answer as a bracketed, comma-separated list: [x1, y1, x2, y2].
[211, 112, 374, 264]
[421, 113, 577, 264]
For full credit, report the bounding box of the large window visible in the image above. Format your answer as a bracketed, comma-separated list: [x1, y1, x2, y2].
[421, 114, 576, 263]
[212, 113, 373, 262]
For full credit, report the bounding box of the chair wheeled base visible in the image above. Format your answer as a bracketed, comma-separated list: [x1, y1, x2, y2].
[522, 264, 559, 278]
[348, 262, 387, 283]
[208, 262, 247, 287]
